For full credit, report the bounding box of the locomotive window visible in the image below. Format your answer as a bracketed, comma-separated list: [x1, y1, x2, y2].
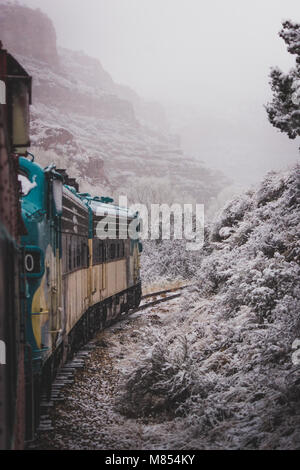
[82, 240, 87, 268]
[93, 239, 112, 265]
[110, 243, 115, 260]
[98, 241, 103, 263]
[120, 240, 124, 258]
[91, 240, 124, 263]
[68, 237, 72, 271]
[77, 242, 81, 267]
[93, 239, 101, 265]
[73, 238, 76, 269]
[62, 234, 68, 274]
[62, 236, 65, 273]
[63, 234, 89, 274]
[97, 241, 102, 263]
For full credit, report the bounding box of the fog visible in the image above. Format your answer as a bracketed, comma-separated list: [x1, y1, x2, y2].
[21, 0, 299, 184]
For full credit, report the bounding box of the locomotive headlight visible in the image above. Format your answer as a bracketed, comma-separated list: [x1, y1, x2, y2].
[24, 247, 44, 277]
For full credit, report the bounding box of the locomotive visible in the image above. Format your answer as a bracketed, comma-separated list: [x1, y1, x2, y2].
[19, 156, 142, 436]
[0, 44, 143, 447]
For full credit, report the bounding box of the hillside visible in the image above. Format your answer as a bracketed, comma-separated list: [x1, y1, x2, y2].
[0, 1, 227, 204]
[118, 165, 300, 449]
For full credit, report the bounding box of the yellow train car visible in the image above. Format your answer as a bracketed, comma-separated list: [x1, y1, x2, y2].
[60, 186, 143, 357]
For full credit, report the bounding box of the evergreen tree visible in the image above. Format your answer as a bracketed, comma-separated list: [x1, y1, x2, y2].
[265, 21, 300, 143]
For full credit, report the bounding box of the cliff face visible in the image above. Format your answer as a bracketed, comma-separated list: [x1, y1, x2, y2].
[0, 2, 59, 66]
[0, 1, 227, 203]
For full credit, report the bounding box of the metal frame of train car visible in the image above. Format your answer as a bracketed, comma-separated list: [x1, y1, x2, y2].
[0, 44, 32, 450]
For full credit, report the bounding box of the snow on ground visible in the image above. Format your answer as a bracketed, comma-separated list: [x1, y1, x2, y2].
[35, 298, 189, 450]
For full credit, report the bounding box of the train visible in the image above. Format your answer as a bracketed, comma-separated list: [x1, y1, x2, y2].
[20, 156, 142, 437]
[0, 45, 142, 448]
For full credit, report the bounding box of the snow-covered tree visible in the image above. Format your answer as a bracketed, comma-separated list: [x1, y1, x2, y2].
[266, 21, 300, 143]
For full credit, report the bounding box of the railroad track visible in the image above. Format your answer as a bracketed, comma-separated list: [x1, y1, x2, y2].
[127, 284, 191, 315]
[141, 284, 190, 300]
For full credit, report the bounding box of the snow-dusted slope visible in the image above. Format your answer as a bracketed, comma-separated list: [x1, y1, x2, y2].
[118, 165, 300, 449]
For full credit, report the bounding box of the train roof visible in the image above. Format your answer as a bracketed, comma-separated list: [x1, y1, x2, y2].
[63, 185, 89, 211]
[64, 187, 136, 218]
[89, 200, 137, 219]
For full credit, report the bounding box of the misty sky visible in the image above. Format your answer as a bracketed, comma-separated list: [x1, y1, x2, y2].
[20, 0, 298, 102]
[20, 0, 300, 183]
